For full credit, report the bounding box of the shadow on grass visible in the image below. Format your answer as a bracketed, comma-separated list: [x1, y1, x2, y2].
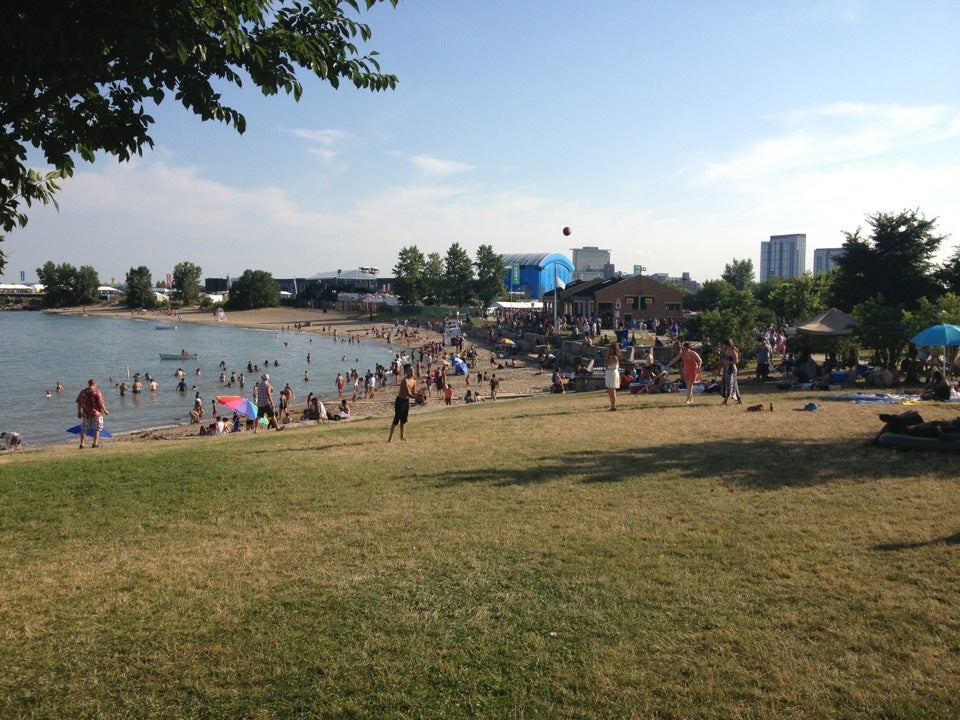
[428, 436, 888, 490]
[873, 531, 960, 551]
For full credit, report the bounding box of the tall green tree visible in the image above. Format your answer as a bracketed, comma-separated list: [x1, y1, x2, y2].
[685, 280, 771, 363]
[852, 295, 906, 368]
[756, 272, 833, 324]
[936, 246, 960, 295]
[473, 244, 505, 310]
[36, 261, 101, 307]
[0, 0, 399, 271]
[422, 252, 444, 305]
[227, 269, 279, 310]
[443, 243, 475, 306]
[125, 266, 156, 309]
[721, 258, 755, 291]
[172, 261, 202, 305]
[831, 209, 945, 312]
[392, 246, 425, 305]
[902, 294, 960, 338]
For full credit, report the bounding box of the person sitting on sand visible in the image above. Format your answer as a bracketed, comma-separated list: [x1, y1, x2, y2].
[1, 431, 22, 451]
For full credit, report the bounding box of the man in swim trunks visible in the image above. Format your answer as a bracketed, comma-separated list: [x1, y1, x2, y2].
[76, 379, 109, 448]
[388, 364, 420, 442]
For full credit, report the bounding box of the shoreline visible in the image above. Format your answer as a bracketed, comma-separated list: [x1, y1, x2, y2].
[36, 304, 556, 446]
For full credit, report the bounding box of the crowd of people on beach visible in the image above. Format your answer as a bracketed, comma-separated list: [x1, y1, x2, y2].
[18, 307, 960, 453]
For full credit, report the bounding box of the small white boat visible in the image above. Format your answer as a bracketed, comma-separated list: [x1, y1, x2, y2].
[160, 352, 198, 360]
[155, 323, 177, 330]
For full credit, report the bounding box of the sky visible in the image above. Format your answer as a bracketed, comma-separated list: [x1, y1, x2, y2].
[5, 0, 960, 287]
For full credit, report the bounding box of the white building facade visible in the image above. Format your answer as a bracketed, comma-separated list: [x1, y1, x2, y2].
[760, 234, 806, 280]
[812, 247, 844, 275]
[571, 246, 612, 281]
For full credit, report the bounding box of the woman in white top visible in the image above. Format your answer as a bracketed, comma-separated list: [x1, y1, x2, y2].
[605, 343, 622, 411]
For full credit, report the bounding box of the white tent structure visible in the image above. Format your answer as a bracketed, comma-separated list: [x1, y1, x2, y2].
[787, 307, 860, 336]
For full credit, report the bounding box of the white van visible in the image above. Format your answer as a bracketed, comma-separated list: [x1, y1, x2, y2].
[445, 320, 462, 338]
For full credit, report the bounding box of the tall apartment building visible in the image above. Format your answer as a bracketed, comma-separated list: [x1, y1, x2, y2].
[571, 246, 613, 281]
[760, 234, 806, 280]
[812, 247, 844, 274]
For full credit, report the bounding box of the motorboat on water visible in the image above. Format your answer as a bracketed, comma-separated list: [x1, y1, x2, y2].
[160, 351, 198, 360]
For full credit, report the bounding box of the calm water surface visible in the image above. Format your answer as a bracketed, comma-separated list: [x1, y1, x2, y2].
[0, 311, 397, 448]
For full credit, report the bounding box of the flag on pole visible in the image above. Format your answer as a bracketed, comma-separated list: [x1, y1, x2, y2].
[556, 277, 566, 290]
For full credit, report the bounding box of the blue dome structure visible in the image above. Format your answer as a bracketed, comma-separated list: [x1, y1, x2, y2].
[502, 252, 574, 300]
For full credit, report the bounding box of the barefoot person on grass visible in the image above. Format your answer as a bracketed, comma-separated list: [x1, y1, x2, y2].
[388, 364, 420, 442]
[76, 378, 109, 448]
[669, 342, 702, 405]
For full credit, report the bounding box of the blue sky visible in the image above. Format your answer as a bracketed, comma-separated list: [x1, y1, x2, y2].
[6, 0, 959, 287]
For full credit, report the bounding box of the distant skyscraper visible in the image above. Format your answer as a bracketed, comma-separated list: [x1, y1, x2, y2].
[571, 246, 612, 281]
[813, 247, 844, 274]
[760, 234, 806, 280]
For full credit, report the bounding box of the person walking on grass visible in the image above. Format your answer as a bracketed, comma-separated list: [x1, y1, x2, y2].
[388, 364, 420, 442]
[720, 338, 743, 406]
[76, 379, 109, 448]
[669, 341, 703, 405]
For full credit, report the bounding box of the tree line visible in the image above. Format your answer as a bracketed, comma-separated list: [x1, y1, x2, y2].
[34, 261, 280, 312]
[682, 209, 958, 367]
[30, 208, 959, 372]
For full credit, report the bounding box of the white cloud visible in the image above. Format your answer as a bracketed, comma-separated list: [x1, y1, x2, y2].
[290, 128, 347, 145]
[409, 154, 474, 177]
[699, 102, 960, 185]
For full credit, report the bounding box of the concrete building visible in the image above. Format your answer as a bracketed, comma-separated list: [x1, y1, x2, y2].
[649, 271, 701, 293]
[571, 246, 613, 281]
[760, 234, 806, 280]
[813, 248, 844, 275]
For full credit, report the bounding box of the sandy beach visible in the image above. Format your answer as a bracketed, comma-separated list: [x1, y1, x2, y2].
[46, 303, 556, 444]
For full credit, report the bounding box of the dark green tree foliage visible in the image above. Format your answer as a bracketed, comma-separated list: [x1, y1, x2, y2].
[392, 246, 425, 305]
[422, 252, 444, 305]
[172, 261, 202, 305]
[36, 261, 101, 307]
[831, 209, 946, 312]
[685, 281, 770, 363]
[442, 243, 474, 306]
[852, 295, 906, 368]
[937, 247, 960, 295]
[227, 269, 279, 310]
[125, 266, 155, 308]
[473, 244, 505, 310]
[721, 258, 755, 291]
[0, 0, 398, 271]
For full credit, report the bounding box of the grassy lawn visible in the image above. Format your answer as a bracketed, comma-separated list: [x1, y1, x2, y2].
[1, 386, 958, 718]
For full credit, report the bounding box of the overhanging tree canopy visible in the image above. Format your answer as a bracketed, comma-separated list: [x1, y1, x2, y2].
[0, 0, 398, 271]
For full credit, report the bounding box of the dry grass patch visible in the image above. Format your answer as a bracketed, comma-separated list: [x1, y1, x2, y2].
[1, 387, 958, 717]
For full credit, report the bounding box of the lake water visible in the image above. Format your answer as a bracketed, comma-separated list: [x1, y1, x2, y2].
[0, 311, 398, 448]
